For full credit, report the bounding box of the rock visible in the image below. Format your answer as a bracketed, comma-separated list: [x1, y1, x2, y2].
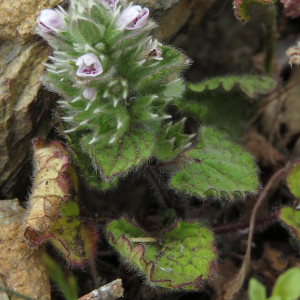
[0, 41, 57, 198]
[0, 199, 51, 300]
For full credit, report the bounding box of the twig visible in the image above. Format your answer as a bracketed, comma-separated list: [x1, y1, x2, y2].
[77, 279, 124, 300]
[223, 167, 287, 300]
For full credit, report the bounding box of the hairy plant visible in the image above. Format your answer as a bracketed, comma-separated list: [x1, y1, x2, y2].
[30, 0, 282, 292]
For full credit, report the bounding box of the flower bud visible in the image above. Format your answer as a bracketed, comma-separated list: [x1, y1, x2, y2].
[36, 9, 64, 32]
[83, 88, 97, 99]
[76, 53, 103, 77]
[116, 5, 149, 30]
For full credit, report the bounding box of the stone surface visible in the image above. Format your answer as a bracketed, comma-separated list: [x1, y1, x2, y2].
[0, 199, 51, 300]
[0, 40, 57, 199]
[0, 0, 63, 41]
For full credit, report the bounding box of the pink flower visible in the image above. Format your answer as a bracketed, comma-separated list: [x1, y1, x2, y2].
[101, 0, 119, 7]
[76, 53, 103, 77]
[116, 5, 149, 30]
[83, 88, 97, 99]
[36, 9, 65, 32]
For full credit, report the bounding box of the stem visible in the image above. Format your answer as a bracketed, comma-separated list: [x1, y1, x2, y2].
[146, 167, 186, 218]
[212, 211, 278, 235]
[223, 167, 287, 299]
[264, 5, 278, 75]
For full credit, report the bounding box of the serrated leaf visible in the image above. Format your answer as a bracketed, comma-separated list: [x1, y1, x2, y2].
[248, 278, 267, 300]
[286, 161, 300, 199]
[233, 0, 276, 23]
[155, 119, 192, 162]
[170, 127, 259, 200]
[272, 267, 300, 300]
[278, 207, 300, 241]
[187, 75, 277, 98]
[177, 76, 277, 137]
[82, 129, 154, 179]
[105, 217, 217, 290]
[177, 89, 246, 137]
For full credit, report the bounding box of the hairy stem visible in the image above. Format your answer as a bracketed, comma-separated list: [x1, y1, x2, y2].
[146, 167, 186, 218]
[212, 211, 278, 235]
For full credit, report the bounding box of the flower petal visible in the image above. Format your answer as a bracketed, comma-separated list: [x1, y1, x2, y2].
[76, 53, 103, 77]
[126, 7, 149, 30]
[37, 9, 64, 32]
[116, 5, 142, 29]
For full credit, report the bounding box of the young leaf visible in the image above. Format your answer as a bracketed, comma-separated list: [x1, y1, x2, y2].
[278, 207, 300, 241]
[154, 119, 193, 162]
[248, 278, 267, 300]
[286, 160, 300, 199]
[105, 217, 217, 291]
[24, 139, 98, 266]
[233, 0, 276, 23]
[170, 127, 259, 200]
[187, 75, 277, 98]
[271, 267, 300, 300]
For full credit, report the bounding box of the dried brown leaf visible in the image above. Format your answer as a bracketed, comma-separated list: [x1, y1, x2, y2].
[24, 138, 98, 266]
[287, 42, 300, 66]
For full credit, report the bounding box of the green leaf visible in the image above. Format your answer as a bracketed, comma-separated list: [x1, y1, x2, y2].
[272, 267, 300, 300]
[187, 75, 277, 98]
[170, 127, 259, 200]
[82, 129, 154, 179]
[77, 19, 103, 46]
[177, 76, 276, 137]
[177, 89, 247, 137]
[233, 0, 276, 23]
[248, 278, 267, 300]
[43, 254, 77, 300]
[278, 207, 300, 240]
[155, 119, 193, 162]
[105, 217, 217, 291]
[286, 160, 300, 199]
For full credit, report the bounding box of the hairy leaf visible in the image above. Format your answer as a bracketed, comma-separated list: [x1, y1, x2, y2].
[286, 160, 300, 199]
[155, 119, 193, 162]
[82, 129, 154, 179]
[105, 217, 217, 291]
[24, 139, 98, 266]
[278, 207, 300, 241]
[177, 76, 277, 137]
[170, 127, 259, 200]
[233, 0, 276, 23]
[187, 75, 277, 98]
